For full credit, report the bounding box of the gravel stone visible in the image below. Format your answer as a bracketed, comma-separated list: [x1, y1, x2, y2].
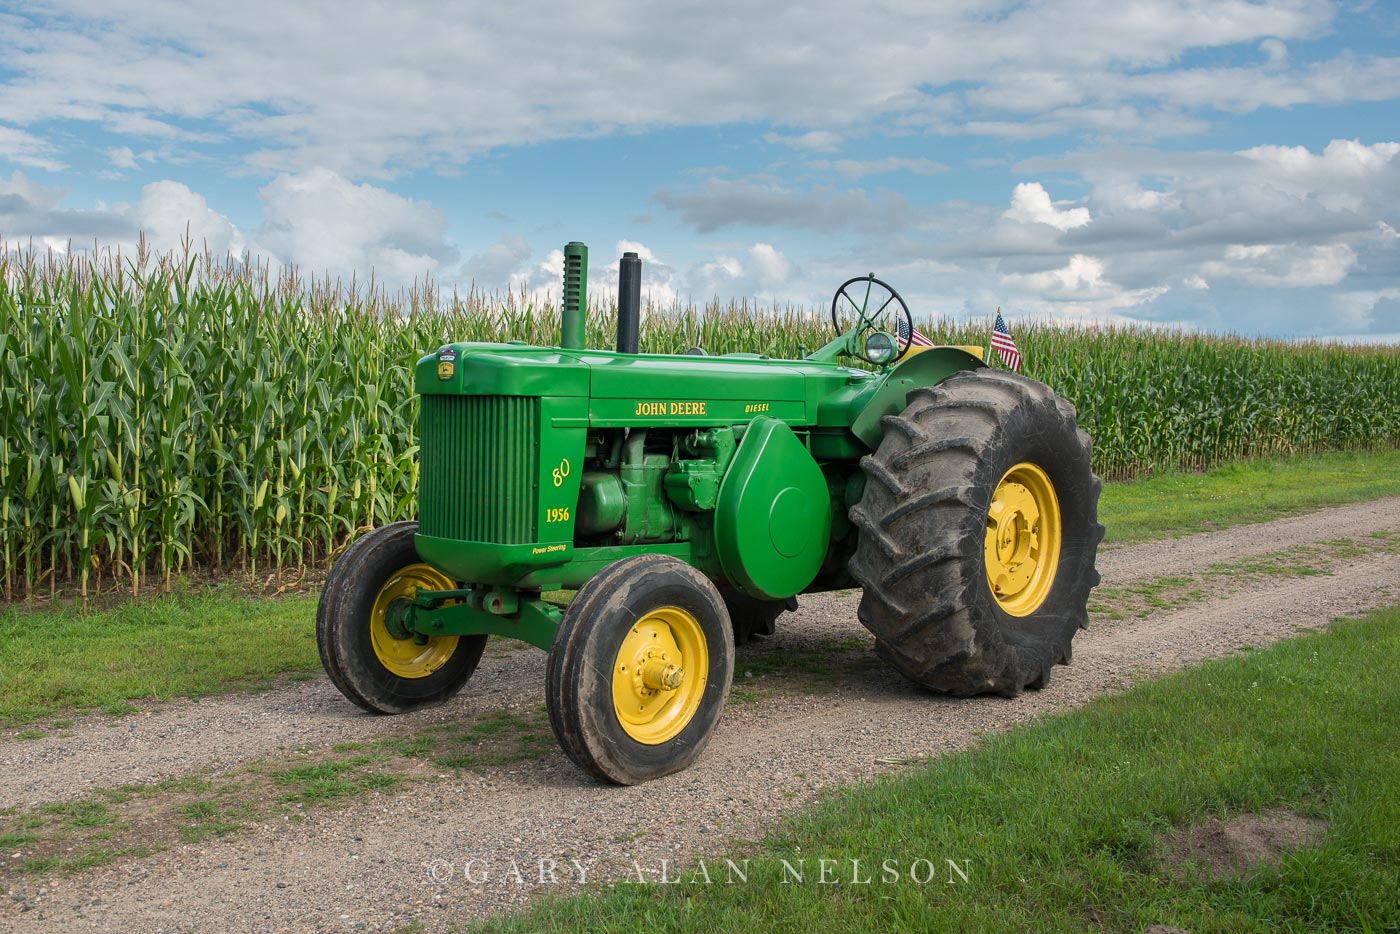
[4, 496, 1400, 932]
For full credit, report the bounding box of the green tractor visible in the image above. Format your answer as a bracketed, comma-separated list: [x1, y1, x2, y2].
[318, 242, 1103, 785]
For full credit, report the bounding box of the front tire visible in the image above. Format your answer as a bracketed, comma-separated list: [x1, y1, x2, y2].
[317, 521, 487, 714]
[849, 369, 1103, 696]
[547, 555, 735, 785]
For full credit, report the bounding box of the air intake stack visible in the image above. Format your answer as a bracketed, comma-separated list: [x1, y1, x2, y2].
[561, 241, 587, 350]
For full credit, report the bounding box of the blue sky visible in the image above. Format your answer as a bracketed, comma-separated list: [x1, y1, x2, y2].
[1, 0, 1398, 340]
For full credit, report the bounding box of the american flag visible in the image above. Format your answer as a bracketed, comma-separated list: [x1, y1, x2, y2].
[896, 317, 934, 348]
[991, 309, 1022, 372]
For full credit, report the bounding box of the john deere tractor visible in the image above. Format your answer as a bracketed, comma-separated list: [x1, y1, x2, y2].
[318, 242, 1103, 785]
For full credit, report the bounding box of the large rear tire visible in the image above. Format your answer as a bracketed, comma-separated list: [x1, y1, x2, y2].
[317, 521, 487, 714]
[849, 369, 1103, 696]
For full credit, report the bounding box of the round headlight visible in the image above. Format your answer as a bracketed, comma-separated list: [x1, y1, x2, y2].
[864, 331, 897, 364]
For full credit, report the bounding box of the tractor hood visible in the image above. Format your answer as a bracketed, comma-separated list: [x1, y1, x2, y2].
[417, 342, 878, 429]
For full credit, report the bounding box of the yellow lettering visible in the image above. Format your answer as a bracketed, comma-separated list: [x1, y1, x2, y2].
[635, 400, 705, 417]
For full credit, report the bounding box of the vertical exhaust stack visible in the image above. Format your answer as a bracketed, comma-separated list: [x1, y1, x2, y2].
[561, 241, 588, 350]
[617, 251, 641, 355]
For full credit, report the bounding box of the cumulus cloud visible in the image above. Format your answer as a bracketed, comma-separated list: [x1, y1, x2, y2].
[764, 131, 841, 151]
[933, 137, 1400, 332]
[1, 168, 459, 285]
[0, 126, 65, 171]
[825, 157, 948, 179]
[686, 242, 799, 300]
[0, 175, 238, 258]
[1200, 243, 1358, 287]
[747, 243, 794, 286]
[253, 168, 458, 280]
[462, 235, 531, 291]
[0, 0, 1375, 176]
[1003, 183, 1092, 231]
[654, 178, 910, 233]
[996, 253, 1171, 321]
[1001, 254, 1108, 297]
[107, 146, 139, 171]
[129, 180, 244, 255]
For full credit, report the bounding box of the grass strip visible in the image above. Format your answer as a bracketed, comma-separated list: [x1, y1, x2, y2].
[1100, 447, 1400, 544]
[0, 706, 557, 877]
[471, 603, 1400, 933]
[0, 589, 319, 726]
[1089, 531, 1399, 621]
[5, 448, 1400, 727]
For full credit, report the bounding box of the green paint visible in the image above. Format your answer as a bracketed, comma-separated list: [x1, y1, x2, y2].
[409, 242, 985, 647]
[561, 242, 587, 351]
[409, 593, 561, 651]
[714, 417, 832, 599]
[850, 346, 986, 448]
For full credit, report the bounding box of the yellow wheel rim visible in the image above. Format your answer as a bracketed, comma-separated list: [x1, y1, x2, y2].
[611, 606, 709, 745]
[984, 462, 1062, 617]
[370, 563, 460, 679]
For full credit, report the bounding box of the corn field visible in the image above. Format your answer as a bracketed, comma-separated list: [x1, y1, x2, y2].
[3, 243, 1399, 602]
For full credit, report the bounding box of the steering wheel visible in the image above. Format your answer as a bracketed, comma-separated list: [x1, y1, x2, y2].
[829, 274, 914, 365]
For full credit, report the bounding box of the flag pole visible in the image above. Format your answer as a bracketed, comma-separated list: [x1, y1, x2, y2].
[987, 307, 997, 365]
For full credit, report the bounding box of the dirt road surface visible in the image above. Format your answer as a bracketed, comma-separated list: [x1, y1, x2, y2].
[5, 495, 1400, 932]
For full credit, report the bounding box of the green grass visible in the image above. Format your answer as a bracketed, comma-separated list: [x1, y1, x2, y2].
[0, 588, 320, 725]
[271, 754, 406, 803]
[1100, 448, 1400, 544]
[377, 707, 555, 771]
[3, 448, 1400, 728]
[0, 704, 558, 880]
[473, 603, 1400, 933]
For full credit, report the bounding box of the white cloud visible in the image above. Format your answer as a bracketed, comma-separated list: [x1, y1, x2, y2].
[1235, 138, 1400, 212]
[996, 253, 1171, 321]
[1001, 254, 1108, 296]
[107, 146, 139, 170]
[685, 242, 801, 301]
[1, 175, 239, 257]
[1002, 182, 1092, 230]
[461, 235, 531, 291]
[252, 168, 457, 281]
[655, 177, 911, 233]
[764, 131, 841, 151]
[608, 241, 679, 307]
[0, 126, 65, 171]
[1200, 243, 1358, 287]
[826, 157, 948, 179]
[127, 180, 243, 255]
[0, 0, 1370, 176]
[1, 168, 458, 285]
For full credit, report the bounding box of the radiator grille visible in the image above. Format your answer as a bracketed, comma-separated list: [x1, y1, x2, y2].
[419, 395, 540, 543]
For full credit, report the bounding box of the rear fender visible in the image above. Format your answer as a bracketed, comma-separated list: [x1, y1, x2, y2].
[850, 346, 986, 449]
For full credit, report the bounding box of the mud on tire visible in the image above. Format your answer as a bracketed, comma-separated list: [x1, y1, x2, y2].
[848, 369, 1104, 696]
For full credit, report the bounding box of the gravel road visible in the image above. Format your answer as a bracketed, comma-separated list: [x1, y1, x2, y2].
[5, 494, 1400, 933]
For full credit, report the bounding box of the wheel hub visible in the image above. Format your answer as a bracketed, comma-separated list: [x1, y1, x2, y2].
[984, 463, 1062, 617]
[370, 564, 461, 679]
[611, 607, 708, 745]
